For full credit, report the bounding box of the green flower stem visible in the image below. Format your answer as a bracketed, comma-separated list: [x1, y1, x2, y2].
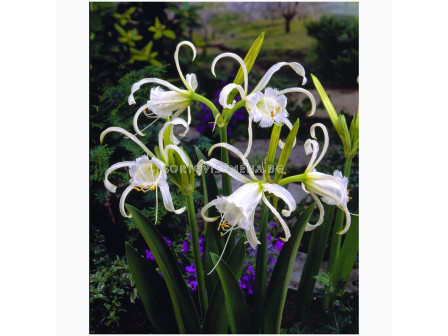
[190, 92, 220, 118]
[219, 126, 232, 196]
[278, 174, 306, 186]
[254, 202, 269, 331]
[185, 193, 208, 319]
[324, 157, 353, 309]
[253, 125, 282, 331]
[224, 100, 246, 123]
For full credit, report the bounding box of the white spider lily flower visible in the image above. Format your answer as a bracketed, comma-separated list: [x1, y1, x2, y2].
[105, 155, 186, 219]
[100, 124, 188, 219]
[197, 143, 296, 249]
[300, 123, 351, 234]
[211, 53, 316, 155]
[129, 41, 198, 136]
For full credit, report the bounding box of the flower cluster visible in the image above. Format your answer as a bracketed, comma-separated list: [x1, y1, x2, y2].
[102, 39, 353, 268]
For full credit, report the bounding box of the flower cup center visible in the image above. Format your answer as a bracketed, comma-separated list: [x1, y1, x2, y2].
[133, 163, 161, 192]
[256, 96, 282, 119]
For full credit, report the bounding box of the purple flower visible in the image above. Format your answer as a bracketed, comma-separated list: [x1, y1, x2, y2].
[274, 239, 284, 251]
[268, 222, 276, 228]
[164, 237, 173, 246]
[182, 240, 188, 254]
[145, 249, 155, 260]
[185, 264, 196, 274]
[187, 280, 198, 291]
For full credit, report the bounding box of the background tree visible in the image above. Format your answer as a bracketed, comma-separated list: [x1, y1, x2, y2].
[279, 2, 299, 34]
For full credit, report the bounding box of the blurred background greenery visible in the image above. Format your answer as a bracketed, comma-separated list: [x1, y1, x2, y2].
[90, 2, 358, 333]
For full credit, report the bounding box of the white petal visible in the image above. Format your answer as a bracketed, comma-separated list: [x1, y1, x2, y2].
[261, 193, 291, 241]
[186, 73, 198, 91]
[308, 123, 329, 170]
[208, 142, 258, 181]
[197, 159, 252, 183]
[164, 144, 191, 167]
[304, 139, 319, 172]
[278, 118, 297, 150]
[128, 78, 186, 105]
[219, 83, 246, 109]
[211, 52, 248, 93]
[159, 181, 186, 214]
[262, 183, 296, 217]
[119, 185, 134, 218]
[243, 116, 254, 157]
[133, 103, 151, 136]
[158, 118, 190, 156]
[245, 225, 260, 249]
[252, 62, 306, 94]
[337, 207, 351, 235]
[100, 127, 156, 158]
[175, 41, 197, 91]
[278, 87, 317, 116]
[200, 198, 221, 222]
[304, 191, 325, 232]
[104, 161, 135, 193]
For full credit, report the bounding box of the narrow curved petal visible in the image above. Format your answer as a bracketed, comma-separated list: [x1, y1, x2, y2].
[245, 225, 261, 249]
[336, 206, 351, 235]
[200, 198, 221, 222]
[119, 185, 134, 218]
[104, 161, 135, 193]
[278, 118, 297, 150]
[262, 183, 296, 217]
[211, 52, 248, 94]
[197, 158, 252, 183]
[261, 194, 291, 241]
[243, 116, 254, 157]
[252, 62, 307, 94]
[174, 41, 197, 91]
[128, 78, 187, 105]
[159, 182, 186, 214]
[164, 144, 190, 167]
[208, 142, 258, 181]
[304, 191, 325, 232]
[308, 123, 329, 170]
[100, 127, 156, 158]
[219, 83, 246, 109]
[158, 118, 190, 154]
[304, 139, 319, 172]
[133, 103, 151, 136]
[278, 87, 317, 116]
[187, 106, 191, 125]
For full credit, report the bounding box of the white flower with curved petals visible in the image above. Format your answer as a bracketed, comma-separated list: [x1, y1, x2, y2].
[211, 53, 317, 155]
[101, 123, 189, 219]
[299, 123, 351, 234]
[197, 143, 296, 250]
[129, 41, 198, 136]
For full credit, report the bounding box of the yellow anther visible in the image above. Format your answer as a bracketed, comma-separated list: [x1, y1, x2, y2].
[349, 196, 353, 200]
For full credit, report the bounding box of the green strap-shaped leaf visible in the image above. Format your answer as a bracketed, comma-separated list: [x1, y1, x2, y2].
[332, 214, 359, 293]
[262, 204, 315, 333]
[195, 146, 225, 293]
[294, 205, 335, 322]
[274, 119, 300, 183]
[124, 242, 177, 333]
[311, 74, 338, 126]
[202, 238, 246, 334]
[210, 253, 252, 334]
[224, 32, 265, 121]
[125, 205, 201, 333]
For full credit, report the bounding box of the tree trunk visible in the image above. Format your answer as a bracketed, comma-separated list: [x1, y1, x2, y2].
[285, 18, 291, 34]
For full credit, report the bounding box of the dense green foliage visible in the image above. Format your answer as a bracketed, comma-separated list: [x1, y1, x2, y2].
[306, 16, 359, 87]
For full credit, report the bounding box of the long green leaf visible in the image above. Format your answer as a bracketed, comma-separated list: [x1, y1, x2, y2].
[262, 203, 315, 333]
[125, 205, 201, 333]
[294, 205, 335, 322]
[226, 32, 265, 104]
[210, 253, 252, 334]
[195, 146, 224, 293]
[332, 214, 359, 293]
[124, 242, 177, 333]
[274, 119, 300, 184]
[202, 238, 246, 334]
